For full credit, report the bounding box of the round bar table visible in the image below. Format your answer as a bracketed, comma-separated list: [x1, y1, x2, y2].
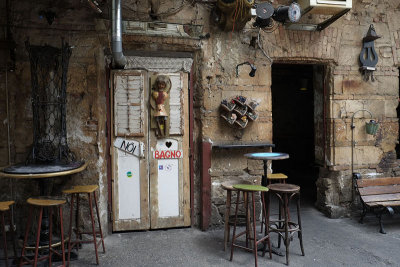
[0, 162, 87, 248]
[244, 152, 289, 186]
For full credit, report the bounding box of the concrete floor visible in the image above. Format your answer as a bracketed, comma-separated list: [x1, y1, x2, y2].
[71, 199, 400, 267]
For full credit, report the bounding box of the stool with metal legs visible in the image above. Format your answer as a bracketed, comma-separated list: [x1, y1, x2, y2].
[230, 184, 271, 267]
[0, 201, 17, 267]
[20, 198, 66, 267]
[267, 183, 305, 265]
[63, 185, 105, 265]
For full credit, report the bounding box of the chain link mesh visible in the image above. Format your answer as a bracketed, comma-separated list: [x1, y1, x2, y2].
[25, 40, 75, 164]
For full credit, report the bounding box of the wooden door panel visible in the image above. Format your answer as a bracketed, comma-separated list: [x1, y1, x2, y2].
[149, 72, 190, 229]
[111, 70, 150, 231]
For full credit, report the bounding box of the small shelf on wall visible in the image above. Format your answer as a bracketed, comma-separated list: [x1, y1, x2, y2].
[220, 95, 259, 130]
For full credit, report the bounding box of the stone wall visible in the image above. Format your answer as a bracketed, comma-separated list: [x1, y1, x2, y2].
[0, 0, 109, 234]
[1, 0, 400, 233]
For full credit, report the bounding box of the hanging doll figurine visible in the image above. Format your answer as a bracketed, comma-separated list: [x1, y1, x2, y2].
[151, 75, 171, 137]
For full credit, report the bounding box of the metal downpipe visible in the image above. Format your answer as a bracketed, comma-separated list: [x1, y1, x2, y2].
[112, 0, 127, 68]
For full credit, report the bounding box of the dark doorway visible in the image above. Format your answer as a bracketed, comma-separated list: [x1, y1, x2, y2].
[271, 63, 320, 202]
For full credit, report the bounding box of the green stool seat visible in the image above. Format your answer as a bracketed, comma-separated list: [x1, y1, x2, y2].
[233, 184, 269, 192]
[230, 184, 271, 267]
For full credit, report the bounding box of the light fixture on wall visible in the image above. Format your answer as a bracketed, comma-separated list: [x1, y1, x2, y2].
[236, 62, 257, 77]
[299, 78, 308, 91]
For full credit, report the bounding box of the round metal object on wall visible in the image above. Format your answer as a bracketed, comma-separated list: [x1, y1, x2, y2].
[256, 2, 274, 19]
[288, 2, 301, 22]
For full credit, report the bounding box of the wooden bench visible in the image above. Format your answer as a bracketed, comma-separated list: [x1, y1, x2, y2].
[354, 176, 400, 234]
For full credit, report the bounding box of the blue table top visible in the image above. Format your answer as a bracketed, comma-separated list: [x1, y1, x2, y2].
[244, 152, 289, 160]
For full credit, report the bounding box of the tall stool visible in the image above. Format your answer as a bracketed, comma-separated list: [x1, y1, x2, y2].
[221, 180, 253, 251]
[63, 185, 105, 265]
[267, 183, 305, 265]
[266, 173, 288, 184]
[20, 198, 66, 267]
[0, 201, 17, 267]
[230, 184, 271, 267]
[261, 173, 289, 232]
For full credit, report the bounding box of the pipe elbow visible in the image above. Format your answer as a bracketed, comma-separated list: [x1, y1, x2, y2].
[112, 51, 127, 69]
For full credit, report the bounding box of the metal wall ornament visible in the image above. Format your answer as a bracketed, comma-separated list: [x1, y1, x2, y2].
[220, 96, 259, 129]
[359, 24, 381, 81]
[25, 40, 74, 164]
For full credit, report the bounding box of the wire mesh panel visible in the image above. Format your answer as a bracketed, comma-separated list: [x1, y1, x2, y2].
[25, 40, 73, 164]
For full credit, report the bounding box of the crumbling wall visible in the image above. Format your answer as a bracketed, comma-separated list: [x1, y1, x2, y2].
[0, 0, 109, 235]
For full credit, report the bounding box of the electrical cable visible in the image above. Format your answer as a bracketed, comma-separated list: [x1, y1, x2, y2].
[257, 27, 273, 64]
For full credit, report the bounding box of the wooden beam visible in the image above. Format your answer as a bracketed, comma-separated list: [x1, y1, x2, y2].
[201, 141, 212, 231]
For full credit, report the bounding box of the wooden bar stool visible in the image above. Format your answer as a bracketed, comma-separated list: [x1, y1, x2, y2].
[261, 173, 288, 232]
[266, 173, 288, 184]
[63, 185, 105, 265]
[230, 184, 271, 267]
[267, 183, 305, 265]
[20, 198, 66, 267]
[0, 201, 17, 267]
[221, 180, 253, 251]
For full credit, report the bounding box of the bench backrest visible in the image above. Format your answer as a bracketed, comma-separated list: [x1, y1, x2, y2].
[356, 177, 400, 207]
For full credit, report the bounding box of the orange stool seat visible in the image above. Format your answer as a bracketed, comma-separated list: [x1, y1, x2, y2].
[20, 197, 66, 267]
[63, 184, 105, 265]
[267, 173, 288, 184]
[0, 201, 17, 267]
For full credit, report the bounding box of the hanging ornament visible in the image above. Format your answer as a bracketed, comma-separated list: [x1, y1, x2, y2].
[359, 24, 381, 81]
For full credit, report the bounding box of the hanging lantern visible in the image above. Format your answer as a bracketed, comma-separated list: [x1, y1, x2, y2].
[365, 120, 379, 135]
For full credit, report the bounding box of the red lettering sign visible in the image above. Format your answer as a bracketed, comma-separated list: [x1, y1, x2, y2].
[153, 150, 183, 159]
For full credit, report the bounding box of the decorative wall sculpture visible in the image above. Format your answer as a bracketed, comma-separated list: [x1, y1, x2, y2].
[150, 75, 171, 137]
[220, 96, 258, 129]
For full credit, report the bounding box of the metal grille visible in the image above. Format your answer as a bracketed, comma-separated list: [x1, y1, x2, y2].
[25, 40, 74, 163]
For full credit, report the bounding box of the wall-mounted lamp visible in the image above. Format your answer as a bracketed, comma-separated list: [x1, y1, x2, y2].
[236, 62, 257, 77]
[299, 78, 308, 91]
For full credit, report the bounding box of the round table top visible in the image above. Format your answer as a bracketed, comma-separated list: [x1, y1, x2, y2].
[244, 152, 289, 160]
[0, 161, 88, 179]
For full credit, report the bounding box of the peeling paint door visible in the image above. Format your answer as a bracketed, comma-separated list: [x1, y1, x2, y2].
[111, 70, 190, 231]
[112, 70, 150, 231]
[149, 72, 190, 229]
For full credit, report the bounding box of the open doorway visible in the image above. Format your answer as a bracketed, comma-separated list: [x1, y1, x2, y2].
[271, 63, 322, 202]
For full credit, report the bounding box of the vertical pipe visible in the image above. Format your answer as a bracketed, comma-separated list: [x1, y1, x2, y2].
[112, 0, 127, 68]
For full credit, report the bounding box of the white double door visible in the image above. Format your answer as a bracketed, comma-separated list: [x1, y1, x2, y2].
[111, 69, 190, 231]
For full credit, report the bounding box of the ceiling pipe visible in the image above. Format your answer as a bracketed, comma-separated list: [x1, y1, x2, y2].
[112, 0, 127, 68]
